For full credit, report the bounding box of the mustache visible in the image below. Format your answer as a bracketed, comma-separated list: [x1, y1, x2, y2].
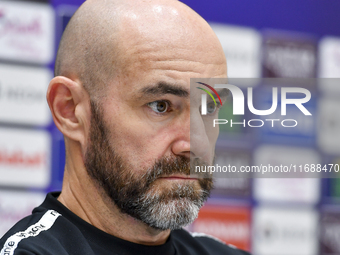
[141, 156, 211, 187]
[142, 156, 190, 187]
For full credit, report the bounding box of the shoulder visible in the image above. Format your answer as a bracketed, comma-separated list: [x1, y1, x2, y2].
[0, 209, 66, 255]
[172, 229, 251, 255]
[0, 209, 91, 255]
[0, 209, 57, 254]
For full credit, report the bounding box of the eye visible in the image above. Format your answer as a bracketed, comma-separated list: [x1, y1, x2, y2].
[147, 100, 170, 113]
[207, 101, 217, 114]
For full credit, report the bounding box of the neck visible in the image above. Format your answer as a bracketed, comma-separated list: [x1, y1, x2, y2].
[58, 145, 170, 246]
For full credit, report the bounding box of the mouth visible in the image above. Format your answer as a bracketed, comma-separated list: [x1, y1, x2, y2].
[159, 174, 198, 180]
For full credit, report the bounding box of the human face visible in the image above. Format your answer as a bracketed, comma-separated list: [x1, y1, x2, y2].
[85, 100, 213, 230]
[84, 5, 226, 229]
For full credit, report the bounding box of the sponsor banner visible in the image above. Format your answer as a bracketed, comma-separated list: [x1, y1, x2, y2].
[253, 145, 321, 203]
[0, 1, 54, 64]
[212, 148, 251, 197]
[191, 205, 251, 251]
[321, 156, 340, 199]
[318, 37, 340, 94]
[0, 64, 52, 126]
[317, 98, 340, 155]
[327, 177, 340, 200]
[253, 206, 318, 255]
[210, 23, 261, 83]
[262, 32, 317, 78]
[320, 209, 340, 255]
[256, 86, 316, 145]
[319, 37, 340, 79]
[0, 190, 45, 237]
[0, 128, 51, 188]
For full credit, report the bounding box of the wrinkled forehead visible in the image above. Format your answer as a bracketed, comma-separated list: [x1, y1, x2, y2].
[114, 7, 225, 75]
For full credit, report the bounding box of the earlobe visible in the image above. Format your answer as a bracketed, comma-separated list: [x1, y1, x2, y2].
[47, 76, 89, 144]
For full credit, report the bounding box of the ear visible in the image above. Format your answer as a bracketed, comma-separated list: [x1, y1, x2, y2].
[46, 76, 90, 146]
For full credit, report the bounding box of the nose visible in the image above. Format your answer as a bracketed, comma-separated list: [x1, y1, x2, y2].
[190, 111, 214, 162]
[171, 109, 213, 162]
[171, 112, 190, 158]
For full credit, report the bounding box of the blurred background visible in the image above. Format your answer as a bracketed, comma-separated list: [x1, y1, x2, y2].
[0, 0, 339, 254]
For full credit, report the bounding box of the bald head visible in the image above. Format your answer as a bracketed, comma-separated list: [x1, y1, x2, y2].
[50, 0, 227, 237]
[55, 0, 225, 100]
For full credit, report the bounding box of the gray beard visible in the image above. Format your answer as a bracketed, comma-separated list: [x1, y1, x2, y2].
[84, 100, 213, 230]
[132, 183, 207, 230]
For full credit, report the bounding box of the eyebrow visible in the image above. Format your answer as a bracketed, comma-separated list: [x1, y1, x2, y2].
[140, 82, 189, 97]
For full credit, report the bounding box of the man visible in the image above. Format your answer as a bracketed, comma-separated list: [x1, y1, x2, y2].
[0, 0, 250, 254]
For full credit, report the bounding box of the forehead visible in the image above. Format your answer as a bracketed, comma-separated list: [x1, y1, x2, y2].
[115, 49, 226, 101]
[109, 5, 226, 97]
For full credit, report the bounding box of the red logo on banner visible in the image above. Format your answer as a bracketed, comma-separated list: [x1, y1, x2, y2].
[0, 149, 46, 167]
[192, 205, 251, 251]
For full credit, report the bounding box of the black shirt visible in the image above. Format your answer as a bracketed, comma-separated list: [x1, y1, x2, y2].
[0, 192, 250, 255]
